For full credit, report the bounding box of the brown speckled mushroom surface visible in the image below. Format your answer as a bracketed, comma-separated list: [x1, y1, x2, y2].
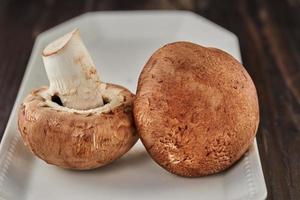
[18, 84, 138, 170]
[134, 42, 259, 177]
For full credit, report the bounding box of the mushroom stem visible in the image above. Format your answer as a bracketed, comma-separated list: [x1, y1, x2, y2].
[42, 29, 104, 110]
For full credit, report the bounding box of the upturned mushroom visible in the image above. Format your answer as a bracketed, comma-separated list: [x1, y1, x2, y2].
[134, 42, 259, 177]
[18, 29, 138, 170]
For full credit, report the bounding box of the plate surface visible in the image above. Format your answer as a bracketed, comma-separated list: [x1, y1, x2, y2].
[0, 11, 267, 200]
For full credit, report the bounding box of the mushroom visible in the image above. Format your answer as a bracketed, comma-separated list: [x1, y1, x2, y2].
[134, 42, 259, 177]
[18, 29, 138, 170]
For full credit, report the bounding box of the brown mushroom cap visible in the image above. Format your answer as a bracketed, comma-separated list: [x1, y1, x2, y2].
[18, 83, 138, 170]
[134, 42, 259, 177]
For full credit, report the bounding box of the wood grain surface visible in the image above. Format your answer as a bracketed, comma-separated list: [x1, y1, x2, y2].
[0, 0, 299, 199]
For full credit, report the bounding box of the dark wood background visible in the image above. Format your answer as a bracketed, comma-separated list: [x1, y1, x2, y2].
[0, 0, 299, 199]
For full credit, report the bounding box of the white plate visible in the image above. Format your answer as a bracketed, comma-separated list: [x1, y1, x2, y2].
[0, 11, 267, 200]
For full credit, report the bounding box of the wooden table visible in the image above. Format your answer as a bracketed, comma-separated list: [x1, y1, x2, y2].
[0, 0, 299, 199]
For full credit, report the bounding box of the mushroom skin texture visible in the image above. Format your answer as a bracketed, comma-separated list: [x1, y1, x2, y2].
[18, 29, 138, 169]
[18, 84, 138, 170]
[134, 42, 259, 177]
